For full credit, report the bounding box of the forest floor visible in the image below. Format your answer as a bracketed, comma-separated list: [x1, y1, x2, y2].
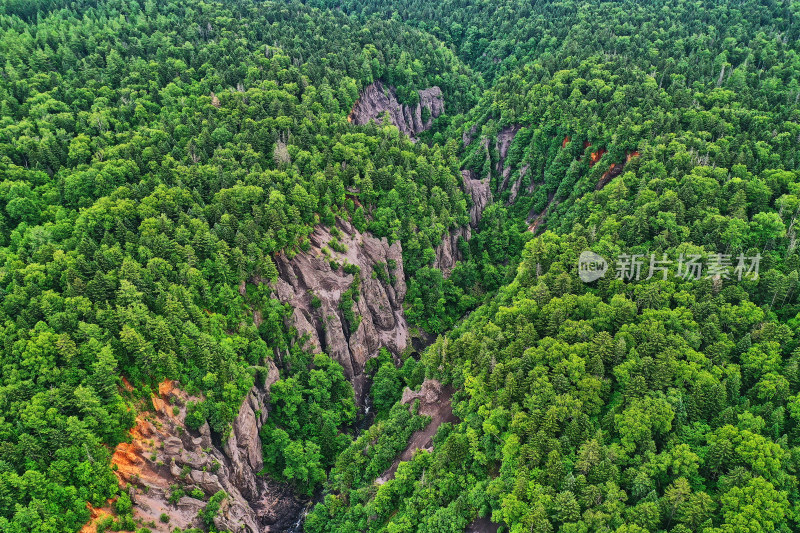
[465, 516, 500, 533]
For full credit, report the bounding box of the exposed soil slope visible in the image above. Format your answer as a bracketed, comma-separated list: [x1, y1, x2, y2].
[82, 368, 301, 533]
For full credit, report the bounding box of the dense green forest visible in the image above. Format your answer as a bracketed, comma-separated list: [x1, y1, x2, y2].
[303, 1, 800, 532]
[0, 0, 489, 530]
[2, 0, 800, 531]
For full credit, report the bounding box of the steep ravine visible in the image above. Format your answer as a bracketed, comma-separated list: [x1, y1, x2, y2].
[84, 90, 505, 532]
[83, 220, 425, 531]
[82, 208, 485, 532]
[348, 80, 493, 281]
[83, 369, 302, 533]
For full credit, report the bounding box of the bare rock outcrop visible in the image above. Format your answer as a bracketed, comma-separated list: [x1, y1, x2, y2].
[508, 163, 529, 204]
[376, 379, 457, 484]
[462, 123, 478, 146]
[272, 219, 409, 404]
[466, 124, 529, 204]
[434, 225, 471, 277]
[462, 169, 491, 227]
[432, 169, 490, 278]
[495, 125, 522, 192]
[596, 150, 640, 191]
[399, 378, 451, 416]
[94, 367, 300, 533]
[432, 124, 527, 280]
[348, 80, 444, 139]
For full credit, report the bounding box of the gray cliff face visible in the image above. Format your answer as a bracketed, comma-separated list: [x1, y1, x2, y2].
[433, 169, 491, 279]
[434, 225, 471, 277]
[509, 163, 530, 204]
[435, 124, 533, 279]
[433, 167, 491, 278]
[272, 219, 409, 404]
[467, 124, 532, 204]
[116, 364, 301, 533]
[462, 169, 492, 228]
[495, 125, 522, 192]
[462, 123, 478, 146]
[463, 124, 533, 212]
[348, 80, 444, 139]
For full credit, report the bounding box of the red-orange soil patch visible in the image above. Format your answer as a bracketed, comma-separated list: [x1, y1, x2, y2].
[589, 147, 607, 166]
[81, 379, 177, 532]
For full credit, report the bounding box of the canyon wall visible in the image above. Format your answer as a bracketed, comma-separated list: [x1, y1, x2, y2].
[272, 219, 410, 404]
[90, 368, 302, 533]
[433, 169, 491, 278]
[348, 80, 444, 139]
